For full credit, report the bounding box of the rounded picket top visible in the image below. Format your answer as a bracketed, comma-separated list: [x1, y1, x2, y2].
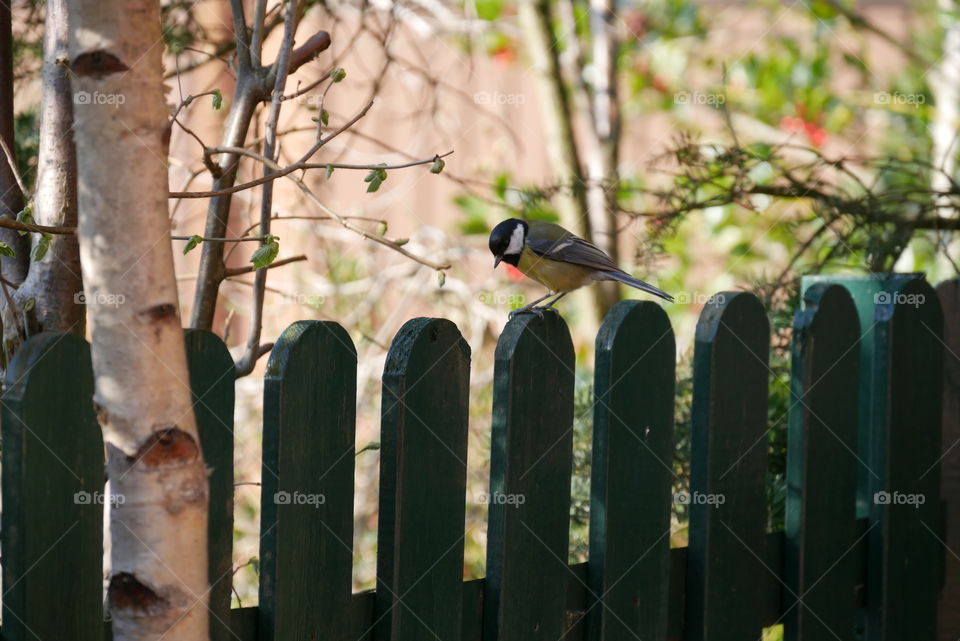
[874, 275, 942, 640]
[486, 310, 575, 641]
[265, 319, 357, 380]
[596, 299, 674, 354]
[694, 290, 769, 345]
[183, 328, 236, 641]
[785, 283, 861, 641]
[495, 309, 575, 370]
[378, 317, 471, 641]
[802, 280, 856, 310]
[258, 320, 358, 641]
[687, 291, 771, 641]
[590, 300, 676, 641]
[383, 316, 471, 377]
[871, 272, 940, 323]
[2, 332, 104, 641]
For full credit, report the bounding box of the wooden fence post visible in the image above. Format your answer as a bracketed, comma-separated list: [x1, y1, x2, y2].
[784, 284, 861, 641]
[184, 329, 236, 641]
[936, 278, 959, 641]
[869, 277, 943, 641]
[258, 321, 358, 641]
[685, 291, 770, 641]
[376, 317, 471, 641]
[804, 274, 944, 641]
[484, 312, 575, 641]
[588, 301, 675, 641]
[1, 333, 104, 641]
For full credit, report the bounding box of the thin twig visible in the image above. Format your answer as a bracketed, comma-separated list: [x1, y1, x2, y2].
[171, 235, 268, 243]
[235, 0, 301, 378]
[301, 150, 453, 172]
[0, 135, 27, 197]
[283, 69, 332, 101]
[168, 100, 376, 200]
[0, 218, 74, 235]
[224, 254, 308, 277]
[209, 146, 451, 270]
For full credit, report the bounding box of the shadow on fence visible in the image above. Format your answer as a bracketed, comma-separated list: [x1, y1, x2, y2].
[1, 274, 957, 641]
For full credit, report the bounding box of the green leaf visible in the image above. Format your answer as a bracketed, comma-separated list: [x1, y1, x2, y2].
[183, 234, 203, 255]
[474, 0, 503, 21]
[430, 156, 445, 174]
[212, 89, 223, 110]
[365, 165, 388, 192]
[31, 233, 51, 261]
[377, 221, 388, 236]
[437, 271, 446, 287]
[320, 109, 329, 126]
[16, 206, 34, 237]
[493, 172, 509, 200]
[325, 164, 334, 179]
[393, 237, 409, 246]
[250, 235, 280, 269]
[0, 242, 16, 258]
[330, 67, 346, 83]
[22, 298, 35, 312]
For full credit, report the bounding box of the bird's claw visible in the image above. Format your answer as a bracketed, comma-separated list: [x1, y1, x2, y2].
[508, 305, 549, 319]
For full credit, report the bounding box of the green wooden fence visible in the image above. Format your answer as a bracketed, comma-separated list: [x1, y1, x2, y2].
[0, 274, 955, 641]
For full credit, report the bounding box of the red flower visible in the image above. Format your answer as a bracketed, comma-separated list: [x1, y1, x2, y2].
[779, 115, 828, 147]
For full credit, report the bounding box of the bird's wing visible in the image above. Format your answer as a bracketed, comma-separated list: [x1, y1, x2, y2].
[526, 234, 620, 272]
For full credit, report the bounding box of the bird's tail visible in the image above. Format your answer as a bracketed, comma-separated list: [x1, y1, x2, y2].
[603, 270, 674, 302]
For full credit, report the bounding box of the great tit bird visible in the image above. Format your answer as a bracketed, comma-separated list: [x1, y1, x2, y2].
[489, 218, 673, 316]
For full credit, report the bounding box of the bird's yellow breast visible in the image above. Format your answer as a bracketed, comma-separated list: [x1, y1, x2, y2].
[516, 248, 596, 292]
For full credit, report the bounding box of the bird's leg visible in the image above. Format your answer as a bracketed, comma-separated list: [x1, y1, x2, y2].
[539, 291, 569, 312]
[509, 292, 554, 318]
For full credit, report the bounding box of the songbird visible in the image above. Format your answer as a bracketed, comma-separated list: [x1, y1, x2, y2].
[488, 218, 673, 316]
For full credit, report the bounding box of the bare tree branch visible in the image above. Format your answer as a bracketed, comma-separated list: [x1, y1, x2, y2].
[235, 0, 302, 377]
[213, 145, 452, 271]
[224, 253, 307, 277]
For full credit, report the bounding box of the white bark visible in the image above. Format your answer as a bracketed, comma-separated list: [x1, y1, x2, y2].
[932, 0, 960, 216]
[585, 0, 619, 262]
[69, 1, 209, 639]
[584, 0, 621, 312]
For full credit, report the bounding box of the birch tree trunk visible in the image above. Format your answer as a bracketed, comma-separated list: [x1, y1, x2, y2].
[69, 1, 210, 639]
[584, 0, 620, 313]
[931, 0, 960, 203]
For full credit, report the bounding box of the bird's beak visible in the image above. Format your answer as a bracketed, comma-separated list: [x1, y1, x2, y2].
[494, 256, 503, 269]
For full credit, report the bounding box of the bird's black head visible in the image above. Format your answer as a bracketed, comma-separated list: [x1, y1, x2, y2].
[489, 218, 528, 268]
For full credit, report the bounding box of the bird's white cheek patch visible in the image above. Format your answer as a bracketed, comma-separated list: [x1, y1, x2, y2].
[505, 225, 525, 255]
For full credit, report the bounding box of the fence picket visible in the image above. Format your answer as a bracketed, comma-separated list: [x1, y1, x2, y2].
[588, 301, 675, 641]
[484, 312, 575, 641]
[184, 329, 236, 641]
[258, 321, 358, 641]
[685, 292, 770, 641]
[1, 333, 104, 641]
[869, 278, 942, 641]
[784, 284, 861, 641]
[376, 317, 471, 641]
[935, 278, 960, 641]
[804, 275, 945, 641]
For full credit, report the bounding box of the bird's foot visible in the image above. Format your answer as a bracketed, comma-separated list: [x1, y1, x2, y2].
[508, 305, 552, 319]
